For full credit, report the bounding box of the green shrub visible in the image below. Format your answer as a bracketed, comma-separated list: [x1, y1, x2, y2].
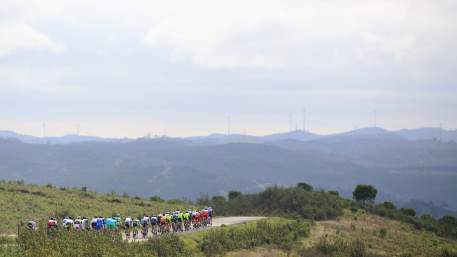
[146, 234, 191, 257]
[400, 208, 416, 217]
[211, 186, 345, 221]
[199, 219, 309, 257]
[297, 182, 313, 192]
[377, 228, 387, 238]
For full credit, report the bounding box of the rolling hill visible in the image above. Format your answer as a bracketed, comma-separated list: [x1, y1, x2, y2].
[0, 127, 457, 216]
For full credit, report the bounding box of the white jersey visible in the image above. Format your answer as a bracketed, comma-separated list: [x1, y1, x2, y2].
[63, 219, 74, 227]
[125, 217, 133, 227]
[81, 219, 88, 230]
[91, 218, 98, 227]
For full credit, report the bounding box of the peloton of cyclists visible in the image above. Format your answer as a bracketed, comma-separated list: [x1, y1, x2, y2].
[27, 207, 214, 240]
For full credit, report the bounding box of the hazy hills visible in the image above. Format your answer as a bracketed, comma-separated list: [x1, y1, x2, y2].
[1, 127, 457, 217]
[1, 126, 456, 145]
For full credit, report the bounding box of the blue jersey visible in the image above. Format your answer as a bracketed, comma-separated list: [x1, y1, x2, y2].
[96, 218, 104, 230]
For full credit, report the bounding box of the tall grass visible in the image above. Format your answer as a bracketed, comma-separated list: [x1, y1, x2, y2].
[11, 224, 194, 257]
[199, 219, 310, 257]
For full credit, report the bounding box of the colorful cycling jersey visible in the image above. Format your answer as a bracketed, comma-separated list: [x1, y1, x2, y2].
[82, 219, 88, 230]
[202, 209, 209, 218]
[63, 218, 74, 228]
[96, 218, 104, 230]
[183, 212, 190, 221]
[150, 216, 158, 225]
[105, 218, 117, 229]
[74, 219, 82, 230]
[177, 212, 184, 221]
[91, 218, 98, 229]
[141, 217, 149, 226]
[172, 213, 179, 222]
[208, 207, 213, 217]
[47, 219, 58, 228]
[124, 217, 133, 228]
[27, 221, 37, 230]
[165, 214, 172, 223]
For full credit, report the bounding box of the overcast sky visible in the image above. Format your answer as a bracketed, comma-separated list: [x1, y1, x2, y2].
[0, 0, 456, 137]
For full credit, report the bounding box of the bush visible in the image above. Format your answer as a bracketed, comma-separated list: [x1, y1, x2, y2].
[328, 190, 339, 196]
[211, 186, 345, 221]
[147, 234, 190, 257]
[383, 201, 396, 210]
[199, 220, 309, 257]
[297, 182, 313, 192]
[149, 196, 164, 202]
[377, 228, 387, 238]
[400, 208, 416, 217]
[228, 191, 242, 200]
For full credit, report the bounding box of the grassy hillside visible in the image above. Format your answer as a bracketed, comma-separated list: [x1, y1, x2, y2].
[223, 212, 457, 257]
[0, 180, 190, 234]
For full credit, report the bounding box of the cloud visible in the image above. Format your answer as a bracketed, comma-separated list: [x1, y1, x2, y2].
[0, 23, 65, 57]
[140, 0, 457, 70]
[0, 66, 79, 93]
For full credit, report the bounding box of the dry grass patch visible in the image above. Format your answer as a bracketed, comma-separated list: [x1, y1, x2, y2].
[304, 211, 457, 257]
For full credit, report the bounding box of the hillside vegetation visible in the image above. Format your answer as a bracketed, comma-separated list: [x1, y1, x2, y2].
[206, 184, 346, 220]
[0, 218, 308, 257]
[1, 181, 457, 257]
[225, 212, 457, 257]
[0, 180, 189, 234]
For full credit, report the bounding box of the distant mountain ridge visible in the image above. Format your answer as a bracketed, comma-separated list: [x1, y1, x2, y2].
[1, 131, 456, 216]
[2, 127, 456, 145]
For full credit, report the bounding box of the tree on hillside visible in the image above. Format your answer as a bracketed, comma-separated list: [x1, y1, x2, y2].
[353, 184, 377, 206]
[400, 208, 416, 217]
[228, 191, 242, 200]
[297, 182, 313, 192]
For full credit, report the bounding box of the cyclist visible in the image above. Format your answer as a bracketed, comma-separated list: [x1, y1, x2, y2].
[63, 216, 74, 231]
[192, 210, 200, 229]
[201, 209, 209, 227]
[113, 213, 121, 228]
[124, 216, 133, 239]
[105, 217, 117, 230]
[90, 216, 97, 230]
[150, 215, 158, 235]
[47, 217, 58, 230]
[95, 216, 104, 230]
[159, 213, 167, 234]
[183, 211, 191, 231]
[81, 217, 88, 230]
[140, 214, 149, 238]
[177, 211, 184, 232]
[208, 207, 213, 225]
[132, 218, 140, 239]
[171, 211, 179, 232]
[74, 217, 82, 231]
[27, 220, 37, 230]
[165, 213, 172, 233]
